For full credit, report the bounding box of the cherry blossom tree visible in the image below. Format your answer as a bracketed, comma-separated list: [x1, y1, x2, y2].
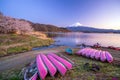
[0, 15, 33, 34]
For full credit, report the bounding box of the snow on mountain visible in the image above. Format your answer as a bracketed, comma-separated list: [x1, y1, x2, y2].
[69, 22, 82, 27]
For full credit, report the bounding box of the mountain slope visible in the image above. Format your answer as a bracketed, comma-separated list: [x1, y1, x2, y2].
[31, 23, 70, 32]
[67, 26, 120, 33]
[0, 12, 70, 33]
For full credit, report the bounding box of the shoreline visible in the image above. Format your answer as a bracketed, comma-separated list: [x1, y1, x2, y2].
[0, 46, 67, 72]
[0, 44, 53, 58]
[0, 46, 120, 72]
[0, 34, 54, 57]
[0, 46, 120, 80]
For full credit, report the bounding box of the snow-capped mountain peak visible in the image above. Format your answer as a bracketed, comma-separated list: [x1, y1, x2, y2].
[69, 22, 82, 27]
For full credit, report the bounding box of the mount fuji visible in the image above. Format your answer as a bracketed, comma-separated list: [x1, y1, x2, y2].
[67, 23, 120, 33]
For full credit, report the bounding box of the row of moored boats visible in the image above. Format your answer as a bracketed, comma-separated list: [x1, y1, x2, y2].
[24, 48, 114, 80]
[24, 53, 73, 80]
[76, 48, 113, 63]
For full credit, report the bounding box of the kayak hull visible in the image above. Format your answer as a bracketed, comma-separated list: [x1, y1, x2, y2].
[86, 49, 94, 58]
[49, 53, 72, 70]
[100, 51, 106, 62]
[40, 54, 57, 77]
[30, 72, 38, 80]
[90, 50, 97, 59]
[105, 51, 113, 63]
[95, 51, 101, 60]
[24, 61, 38, 80]
[76, 48, 86, 55]
[47, 54, 67, 76]
[36, 54, 48, 80]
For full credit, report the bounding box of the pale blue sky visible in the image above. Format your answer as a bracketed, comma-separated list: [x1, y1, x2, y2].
[0, 0, 120, 29]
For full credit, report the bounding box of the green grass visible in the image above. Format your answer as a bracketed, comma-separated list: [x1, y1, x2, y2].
[7, 39, 53, 54]
[0, 34, 37, 46]
[0, 53, 120, 80]
[0, 34, 53, 56]
[0, 70, 22, 80]
[7, 45, 32, 54]
[53, 53, 120, 80]
[0, 47, 120, 80]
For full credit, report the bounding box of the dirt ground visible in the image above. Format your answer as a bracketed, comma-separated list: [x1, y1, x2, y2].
[0, 46, 67, 72]
[0, 46, 120, 73]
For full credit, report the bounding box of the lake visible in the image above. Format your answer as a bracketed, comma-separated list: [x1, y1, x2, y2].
[32, 32, 120, 50]
[47, 32, 120, 48]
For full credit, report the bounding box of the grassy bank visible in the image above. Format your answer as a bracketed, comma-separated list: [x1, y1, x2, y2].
[58, 53, 120, 80]
[0, 69, 21, 80]
[0, 48, 120, 80]
[0, 34, 53, 57]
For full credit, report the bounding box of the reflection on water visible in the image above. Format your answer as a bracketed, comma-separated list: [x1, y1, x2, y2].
[47, 32, 120, 47]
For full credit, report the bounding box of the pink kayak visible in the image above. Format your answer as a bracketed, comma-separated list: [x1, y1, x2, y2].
[76, 48, 86, 55]
[24, 60, 38, 80]
[24, 71, 38, 80]
[40, 54, 57, 77]
[84, 48, 92, 57]
[81, 48, 90, 56]
[100, 51, 107, 62]
[90, 50, 98, 59]
[36, 54, 48, 80]
[95, 50, 101, 60]
[86, 49, 94, 58]
[49, 53, 72, 70]
[30, 72, 38, 80]
[47, 54, 67, 76]
[105, 51, 113, 63]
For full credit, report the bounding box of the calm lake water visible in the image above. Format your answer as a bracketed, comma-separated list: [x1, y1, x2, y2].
[32, 32, 120, 50]
[48, 32, 120, 48]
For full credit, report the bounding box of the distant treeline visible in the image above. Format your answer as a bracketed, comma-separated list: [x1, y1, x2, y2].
[31, 23, 70, 32]
[0, 12, 70, 34]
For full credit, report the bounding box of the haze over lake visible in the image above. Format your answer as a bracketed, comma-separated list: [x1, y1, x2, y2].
[49, 32, 120, 48]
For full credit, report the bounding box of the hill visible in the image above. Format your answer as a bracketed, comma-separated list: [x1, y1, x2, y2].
[31, 23, 70, 32]
[0, 12, 70, 33]
[67, 26, 120, 33]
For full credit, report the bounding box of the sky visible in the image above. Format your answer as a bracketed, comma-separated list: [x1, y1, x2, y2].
[0, 0, 120, 29]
